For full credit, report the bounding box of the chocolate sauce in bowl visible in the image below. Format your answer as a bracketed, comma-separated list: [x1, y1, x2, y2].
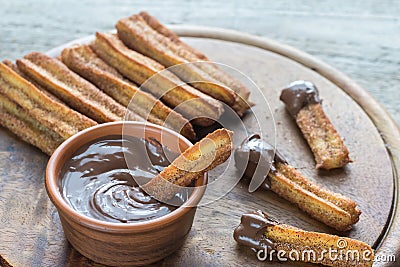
[59, 135, 185, 223]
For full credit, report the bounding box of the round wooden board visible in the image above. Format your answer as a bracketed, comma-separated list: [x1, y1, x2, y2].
[0, 27, 399, 267]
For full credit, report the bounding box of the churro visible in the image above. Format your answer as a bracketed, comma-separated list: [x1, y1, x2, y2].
[118, 12, 252, 115]
[143, 128, 233, 201]
[2, 59, 66, 106]
[61, 45, 196, 140]
[91, 32, 224, 126]
[234, 134, 360, 231]
[0, 94, 64, 155]
[280, 81, 351, 169]
[0, 62, 96, 139]
[17, 52, 142, 123]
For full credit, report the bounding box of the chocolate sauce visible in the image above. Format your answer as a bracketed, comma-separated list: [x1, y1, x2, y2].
[233, 210, 278, 251]
[59, 135, 185, 223]
[234, 134, 287, 189]
[280, 80, 321, 117]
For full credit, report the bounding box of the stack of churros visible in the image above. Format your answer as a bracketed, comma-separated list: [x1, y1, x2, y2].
[60, 45, 196, 140]
[0, 12, 253, 154]
[17, 52, 133, 123]
[0, 62, 96, 155]
[91, 32, 225, 126]
[116, 12, 252, 116]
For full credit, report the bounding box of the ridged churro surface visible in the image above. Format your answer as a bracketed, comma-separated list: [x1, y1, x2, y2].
[297, 103, 351, 169]
[17, 52, 134, 123]
[91, 32, 224, 126]
[0, 62, 96, 139]
[116, 12, 252, 115]
[61, 45, 196, 140]
[0, 94, 64, 155]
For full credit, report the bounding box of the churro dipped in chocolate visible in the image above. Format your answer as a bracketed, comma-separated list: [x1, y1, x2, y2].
[90, 32, 224, 126]
[116, 12, 252, 116]
[143, 128, 233, 201]
[16, 52, 143, 123]
[280, 81, 351, 169]
[234, 210, 374, 267]
[234, 134, 360, 231]
[138, 11, 252, 106]
[0, 62, 96, 140]
[61, 45, 196, 140]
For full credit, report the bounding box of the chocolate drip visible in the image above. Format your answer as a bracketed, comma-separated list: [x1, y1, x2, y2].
[280, 80, 321, 117]
[60, 135, 185, 223]
[233, 210, 278, 251]
[234, 134, 287, 189]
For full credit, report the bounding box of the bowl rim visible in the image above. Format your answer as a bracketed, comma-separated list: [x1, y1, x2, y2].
[46, 121, 207, 233]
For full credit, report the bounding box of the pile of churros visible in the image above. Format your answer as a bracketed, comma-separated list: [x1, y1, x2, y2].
[0, 12, 251, 155]
[0, 11, 374, 267]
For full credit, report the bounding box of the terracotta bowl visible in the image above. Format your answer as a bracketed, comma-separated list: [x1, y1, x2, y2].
[46, 122, 207, 266]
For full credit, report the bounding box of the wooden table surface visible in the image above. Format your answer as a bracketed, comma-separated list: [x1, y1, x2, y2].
[0, 1, 399, 267]
[0, 0, 399, 126]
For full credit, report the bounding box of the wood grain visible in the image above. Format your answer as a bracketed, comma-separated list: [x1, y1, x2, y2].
[0, 33, 397, 266]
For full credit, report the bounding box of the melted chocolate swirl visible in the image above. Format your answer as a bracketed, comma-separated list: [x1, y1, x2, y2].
[60, 135, 186, 223]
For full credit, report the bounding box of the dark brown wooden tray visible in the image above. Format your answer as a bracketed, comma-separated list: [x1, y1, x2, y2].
[0, 26, 398, 266]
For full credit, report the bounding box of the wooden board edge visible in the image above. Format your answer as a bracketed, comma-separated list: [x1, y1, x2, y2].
[169, 25, 400, 265]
